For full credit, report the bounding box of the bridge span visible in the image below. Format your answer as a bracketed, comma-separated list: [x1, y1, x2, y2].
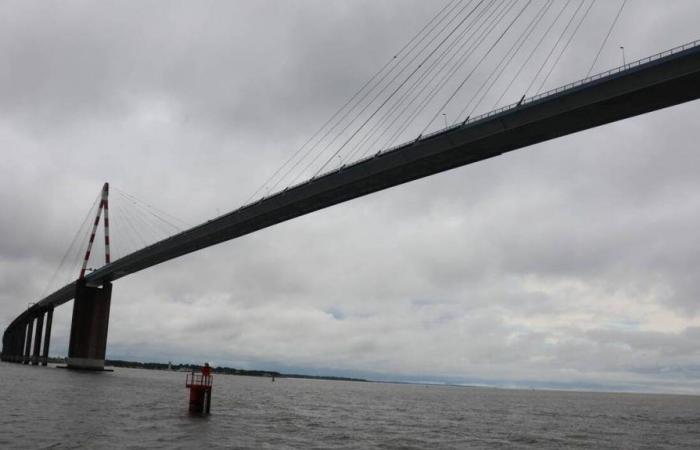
[4, 40, 700, 369]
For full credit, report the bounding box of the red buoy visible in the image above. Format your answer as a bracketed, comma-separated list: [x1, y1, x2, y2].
[186, 363, 213, 414]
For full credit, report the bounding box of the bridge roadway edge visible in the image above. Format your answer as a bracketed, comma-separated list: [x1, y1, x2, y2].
[3, 43, 700, 358]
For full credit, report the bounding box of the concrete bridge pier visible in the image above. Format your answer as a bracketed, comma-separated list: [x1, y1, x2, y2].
[67, 281, 112, 370]
[31, 312, 44, 365]
[12, 328, 21, 362]
[5, 326, 20, 362]
[3, 326, 17, 362]
[14, 323, 29, 363]
[41, 307, 53, 366]
[23, 319, 34, 364]
[1, 307, 53, 365]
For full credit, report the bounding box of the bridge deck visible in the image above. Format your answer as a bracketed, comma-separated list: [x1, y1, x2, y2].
[11, 40, 700, 328]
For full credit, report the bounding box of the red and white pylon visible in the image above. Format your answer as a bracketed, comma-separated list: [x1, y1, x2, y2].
[79, 183, 111, 279]
[103, 184, 111, 265]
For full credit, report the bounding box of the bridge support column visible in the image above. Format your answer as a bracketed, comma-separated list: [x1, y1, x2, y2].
[10, 327, 19, 362]
[9, 328, 17, 362]
[7, 327, 16, 362]
[41, 307, 53, 366]
[23, 319, 34, 364]
[16, 327, 24, 363]
[31, 312, 44, 365]
[67, 281, 112, 370]
[6, 327, 16, 362]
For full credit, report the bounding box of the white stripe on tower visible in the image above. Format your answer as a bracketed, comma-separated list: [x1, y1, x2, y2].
[103, 183, 110, 264]
[79, 183, 107, 279]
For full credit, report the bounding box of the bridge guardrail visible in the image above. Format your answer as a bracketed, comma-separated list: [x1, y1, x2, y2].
[288, 39, 700, 196]
[521, 38, 700, 107]
[418, 39, 700, 143]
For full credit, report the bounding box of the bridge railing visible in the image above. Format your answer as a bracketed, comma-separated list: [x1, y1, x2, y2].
[298, 39, 700, 193]
[418, 39, 700, 143]
[522, 38, 700, 107]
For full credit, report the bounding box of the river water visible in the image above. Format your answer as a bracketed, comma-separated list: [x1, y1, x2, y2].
[1, 362, 698, 449]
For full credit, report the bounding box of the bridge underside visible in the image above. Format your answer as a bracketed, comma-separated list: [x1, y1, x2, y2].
[3, 43, 700, 366]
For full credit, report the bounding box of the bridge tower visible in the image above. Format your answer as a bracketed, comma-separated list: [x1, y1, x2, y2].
[67, 182, 113, 370]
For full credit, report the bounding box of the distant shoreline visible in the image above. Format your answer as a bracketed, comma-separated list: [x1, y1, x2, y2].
[44, 357, 368, 383]
[16, 359, 700, 396]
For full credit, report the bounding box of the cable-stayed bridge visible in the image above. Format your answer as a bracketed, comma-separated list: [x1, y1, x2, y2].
[3, 1, 700, 369]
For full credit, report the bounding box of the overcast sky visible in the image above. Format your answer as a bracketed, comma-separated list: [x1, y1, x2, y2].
[2, 0, 700, 394]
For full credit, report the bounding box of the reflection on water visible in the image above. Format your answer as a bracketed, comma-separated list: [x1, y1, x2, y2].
[1, 362, 699, 449]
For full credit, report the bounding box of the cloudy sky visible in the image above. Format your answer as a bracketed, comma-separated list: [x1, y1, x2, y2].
[2, 0, 700, 394]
